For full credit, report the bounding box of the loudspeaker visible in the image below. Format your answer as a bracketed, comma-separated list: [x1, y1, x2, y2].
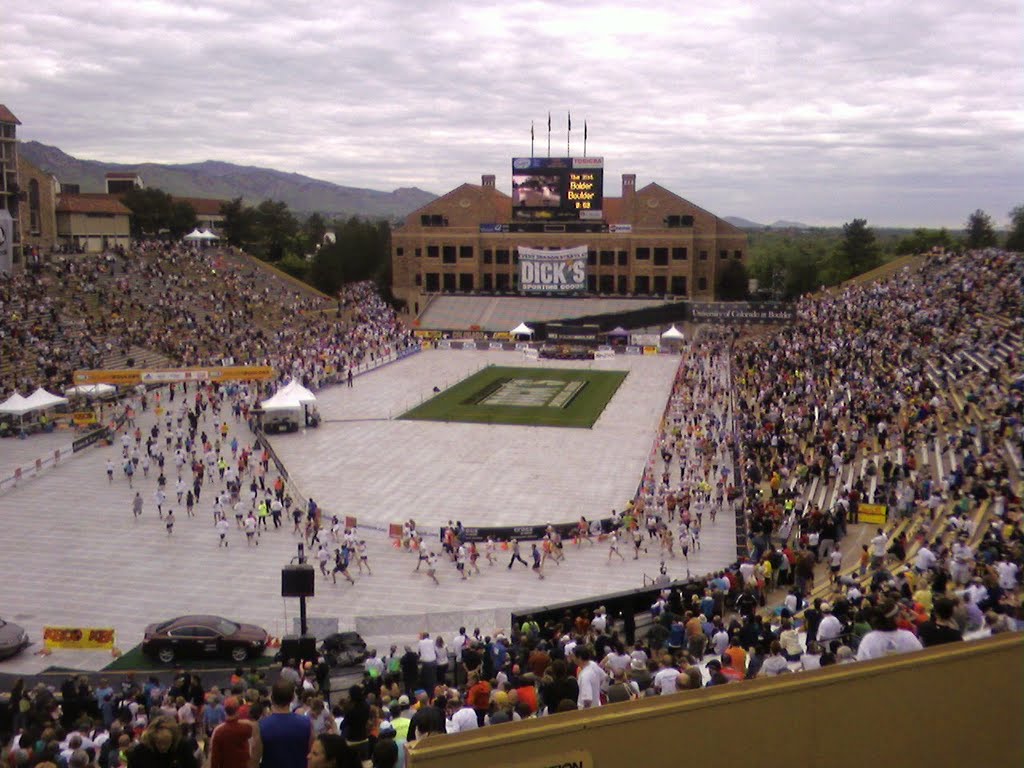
[280, 634, 317, 663]
[281, 564, 315, 597]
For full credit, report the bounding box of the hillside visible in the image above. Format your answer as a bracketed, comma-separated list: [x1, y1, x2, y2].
[19, 141, 437, 220]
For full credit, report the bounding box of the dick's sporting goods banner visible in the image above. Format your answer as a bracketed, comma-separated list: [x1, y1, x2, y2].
[518, 246, 587, 293]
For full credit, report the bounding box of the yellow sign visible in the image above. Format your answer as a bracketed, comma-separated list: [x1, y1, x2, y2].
[643, 345, 659, 355]
[492, 332, 511, 340]
[73, 366, 275, 385]
[413, 330, 442, 339]
[72, 411, 98, 426]
[859, 503, 887, 524]
[43, 627, 116, 650]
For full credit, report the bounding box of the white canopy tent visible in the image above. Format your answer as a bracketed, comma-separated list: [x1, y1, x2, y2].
[510, 322, 535, 337]
[0, 393, 33, 416]
[661, 325, 685, 341]
[182, 228, 205, 242]
[277, 380, 317, 404]
[22, 388, 69, 411]
[65, 383, 117, 398]
[259, 390, 305, 411]
[198, 229, 220, 240]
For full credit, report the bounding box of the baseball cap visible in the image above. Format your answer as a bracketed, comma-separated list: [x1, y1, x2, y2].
[397, 694, 410, 706]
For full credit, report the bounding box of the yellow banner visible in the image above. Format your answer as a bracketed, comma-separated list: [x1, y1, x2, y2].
[643, 345, 659, 355]
[73, 366, 275, 385]
[492, 332, 511, 340]
[72, 411, 98, 426]
[859, 503, 887, 524]
[43, 627, 116, 650]
[413, 330, 442, 339]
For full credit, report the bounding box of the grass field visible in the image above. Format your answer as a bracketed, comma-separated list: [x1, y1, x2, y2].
[400, 366, 628, 428]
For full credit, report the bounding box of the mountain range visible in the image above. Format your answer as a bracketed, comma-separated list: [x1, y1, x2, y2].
[18, 141, 438, 221]
[725, 216, 811, 230]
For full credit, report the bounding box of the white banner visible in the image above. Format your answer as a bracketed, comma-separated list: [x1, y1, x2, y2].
[518, 246, 587, 292]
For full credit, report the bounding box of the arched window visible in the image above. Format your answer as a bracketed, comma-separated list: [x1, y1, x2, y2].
[28, 178, 40, 234]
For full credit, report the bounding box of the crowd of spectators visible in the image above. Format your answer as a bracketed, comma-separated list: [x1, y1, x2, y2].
[0, 244, 414, 400]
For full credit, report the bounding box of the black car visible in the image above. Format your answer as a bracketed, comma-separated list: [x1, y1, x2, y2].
[142, 615, 268, 664]
[318, 631, 367, 668]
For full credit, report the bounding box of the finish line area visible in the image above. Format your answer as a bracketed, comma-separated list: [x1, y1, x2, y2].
[0, 347, 740, 674]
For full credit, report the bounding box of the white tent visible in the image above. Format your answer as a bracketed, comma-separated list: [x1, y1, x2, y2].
[259, 390, 305, 411]
[661, 325, 685, 340]
[65, 383, 117, 398]
[182, 228, 205, 242]
[22, 388, 69, 412]
[278, 380, 317, 404]
[510, 322, 535, 337]
[0, 393, 33, 416]
[198, 229, 220, 240]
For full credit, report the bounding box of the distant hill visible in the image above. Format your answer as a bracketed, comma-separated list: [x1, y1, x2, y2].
[724, 216, 765, 229]
[768, 219, 811, 230]
[19, 141, 437, 221]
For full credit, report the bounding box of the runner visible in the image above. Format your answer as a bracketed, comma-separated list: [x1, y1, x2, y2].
[607, 531, 625, 562]
[455, 544, 468, 580]
[216, 515, 230, 547]
[507, 538, 529, 569]
[468, 541, 481, 574]
[425, 551, 440, 585]
[632, 529, 646, 560]
[357, 540, 372, 575]
[244, 513, 258, 546]
[318, 544, 331, 576]
[154, 489, 166, 519]
[484, 537, 497, 566]
[132, 492, 143, 519]
[576, 516, 595, 547]
[106, 458, 114, 483]
[332, 547, 356, 585]
[165, 510, 175, 536]
[530, 543, 545, 580]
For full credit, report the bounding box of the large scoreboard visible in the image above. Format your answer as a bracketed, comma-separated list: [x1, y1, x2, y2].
[511, 157, 603, 221]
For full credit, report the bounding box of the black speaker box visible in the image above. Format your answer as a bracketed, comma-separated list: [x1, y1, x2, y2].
[281, 564, 315, 597]
[280, 634, 318, 663]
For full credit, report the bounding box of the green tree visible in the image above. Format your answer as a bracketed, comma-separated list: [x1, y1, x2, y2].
[302, 213, 328, 253]
[716, 259, 750, 300]
[121, 187, 174, 238]
[167, 201, 198, 240]
[1004, 205, 1024, 252]
[894, 227, 954, 255]
[310, 216, 391, 295]
[835, 218, 881, 279]
[254, 200, 299, 262]
[965, 209, 997, 249]
[219, 197, 256, 248]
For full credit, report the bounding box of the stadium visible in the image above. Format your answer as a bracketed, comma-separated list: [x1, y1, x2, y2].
[1, 107, 1022, 767]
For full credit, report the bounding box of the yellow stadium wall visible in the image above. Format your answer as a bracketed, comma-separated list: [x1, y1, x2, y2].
[406, 633, 1023, 768]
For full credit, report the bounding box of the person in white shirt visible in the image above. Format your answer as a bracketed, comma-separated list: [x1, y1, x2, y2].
[816, 603, 843, 643]
[915, 544, 937, 573]
[418, 631, 438, 691]
[446, 699, 479, 733]
[590, 608, 608, 635]
[652, 656, 680, 695]
[995, 559, 1019, 591]
[215, 516, 230, 547]
[575, 647, 606, 708]
[856, 600, 923, 661]
[870, 528, 888, 569]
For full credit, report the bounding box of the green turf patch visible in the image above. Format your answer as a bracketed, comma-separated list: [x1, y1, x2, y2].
[103, 644, 279, 672]
[401, 366, 627, 428]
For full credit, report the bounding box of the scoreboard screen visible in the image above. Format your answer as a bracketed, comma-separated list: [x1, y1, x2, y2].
[511, 157, 603, 221]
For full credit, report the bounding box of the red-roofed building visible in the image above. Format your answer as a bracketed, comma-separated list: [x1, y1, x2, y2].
[391, 166, 746, 314]
[171, 196, 228, 234]
[56, 193, 132, 252]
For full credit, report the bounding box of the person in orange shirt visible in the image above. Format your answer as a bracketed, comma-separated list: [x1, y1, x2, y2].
[723, 637, 747, 677]
[466, 672, 492, 728]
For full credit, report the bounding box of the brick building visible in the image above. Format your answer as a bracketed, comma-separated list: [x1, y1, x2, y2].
[17, 155, 59, 259]
[55, 193, 132, 252]
[391, 171, 747, 315]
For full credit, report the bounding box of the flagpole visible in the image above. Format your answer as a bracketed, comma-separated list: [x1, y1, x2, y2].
[531, 121, 535, 159]
[567, 111, 571, 156]
[584, 120, 587, 156]
[547, 112, 551, 157]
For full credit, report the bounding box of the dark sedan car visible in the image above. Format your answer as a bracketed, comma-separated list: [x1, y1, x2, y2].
[0, 618, 29, 660]
[142, 615, 268, 664]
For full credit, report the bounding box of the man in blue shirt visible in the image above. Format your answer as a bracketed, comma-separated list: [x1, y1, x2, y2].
[252, 679, 312, 768]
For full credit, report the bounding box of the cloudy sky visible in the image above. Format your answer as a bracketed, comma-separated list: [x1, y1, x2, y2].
[6, 0, 1022, 227]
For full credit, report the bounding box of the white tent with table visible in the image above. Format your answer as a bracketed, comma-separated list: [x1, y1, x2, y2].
[510, 322, 535, 339]
[0, 393, 32, 416]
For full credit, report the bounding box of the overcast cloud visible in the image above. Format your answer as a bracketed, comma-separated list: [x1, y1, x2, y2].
[6, 0, 1022, 227]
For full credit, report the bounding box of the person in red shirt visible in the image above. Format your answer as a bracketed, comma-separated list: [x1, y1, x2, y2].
[209, 697, 257, 768]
